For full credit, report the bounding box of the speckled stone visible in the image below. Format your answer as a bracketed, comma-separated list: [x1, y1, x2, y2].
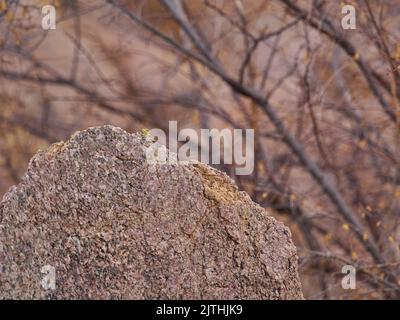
[0, 125, 303, 299]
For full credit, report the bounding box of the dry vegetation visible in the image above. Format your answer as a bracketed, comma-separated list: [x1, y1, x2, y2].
[0, 0, 399, 299]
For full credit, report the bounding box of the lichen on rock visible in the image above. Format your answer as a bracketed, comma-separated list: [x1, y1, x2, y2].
[0, 125, 303, 299]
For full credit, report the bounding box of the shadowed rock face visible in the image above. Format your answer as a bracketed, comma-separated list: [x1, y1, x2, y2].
[0, 125, 303, 299]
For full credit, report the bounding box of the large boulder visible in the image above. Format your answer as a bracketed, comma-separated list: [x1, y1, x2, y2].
[0, 125, 303, 299]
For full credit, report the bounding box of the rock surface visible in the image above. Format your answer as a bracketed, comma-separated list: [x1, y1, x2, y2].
[0, 125, 303, 299]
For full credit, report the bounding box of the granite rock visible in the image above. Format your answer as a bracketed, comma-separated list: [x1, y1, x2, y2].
[0, 125, 303, 299]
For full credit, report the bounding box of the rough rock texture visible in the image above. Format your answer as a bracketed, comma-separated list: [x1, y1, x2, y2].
[0, 125, 303, 299]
